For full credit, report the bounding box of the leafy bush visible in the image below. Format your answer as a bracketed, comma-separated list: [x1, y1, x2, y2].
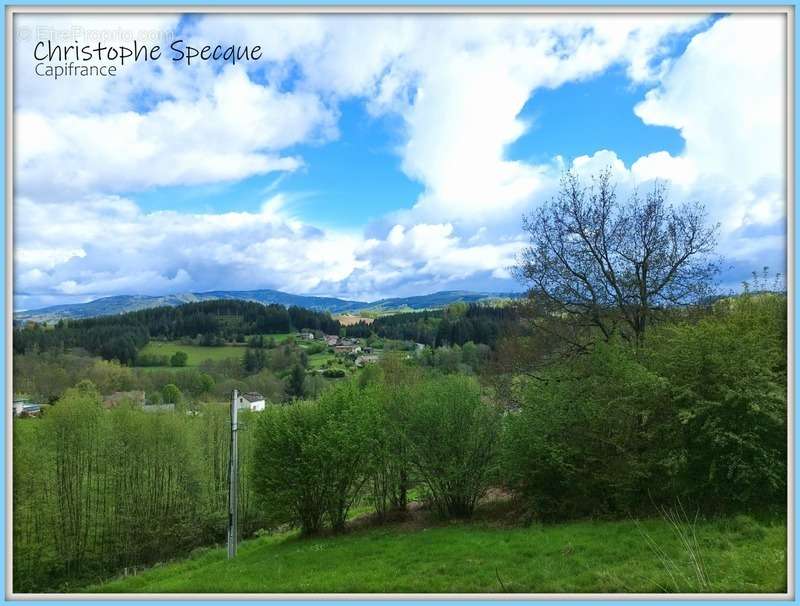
[364, 358, 418, 518]
[251, 382, 372, 534]
[404, 375, 501, 518]
[13, 387, 269, 592]
[503, 340, 672, 520]
[170, 351, 189, 367]
[502, 292, 787, 520]
[646, 292, 787, 512]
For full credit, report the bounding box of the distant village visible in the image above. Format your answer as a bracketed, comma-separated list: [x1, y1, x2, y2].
[13, 330, 425, 418]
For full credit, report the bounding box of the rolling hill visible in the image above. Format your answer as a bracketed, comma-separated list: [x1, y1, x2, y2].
[14, 289, 523, 323]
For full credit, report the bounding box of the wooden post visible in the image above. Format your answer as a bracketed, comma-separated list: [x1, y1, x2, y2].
[228, 389, 239, 559]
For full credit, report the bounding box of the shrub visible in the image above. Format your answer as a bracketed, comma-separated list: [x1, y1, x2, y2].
[364, 359, 419, 518]
[161, 383, 182, 405]
[170, 351, 189, 367]
[645, 292, 787, 512]
[404, 375, 501, 518]
[251, 382, 372, 534]
[502, 340, 673, 520]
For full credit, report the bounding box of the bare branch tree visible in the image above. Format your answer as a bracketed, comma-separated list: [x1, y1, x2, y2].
[514, 169, 719, 347]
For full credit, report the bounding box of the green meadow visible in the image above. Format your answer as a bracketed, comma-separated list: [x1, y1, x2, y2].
[88, 513, 786, 594]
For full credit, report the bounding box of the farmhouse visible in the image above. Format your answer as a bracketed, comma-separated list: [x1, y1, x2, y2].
[237, 392, 266, 412]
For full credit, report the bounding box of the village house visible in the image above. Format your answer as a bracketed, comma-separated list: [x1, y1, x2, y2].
[12, 398, 41, 417]
[236, 392, 266, 412]
[297, 331, 315, 341]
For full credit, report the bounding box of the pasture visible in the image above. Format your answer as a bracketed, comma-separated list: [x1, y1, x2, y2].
[88, 514, 786, 594]
[138, 341, 248, 366]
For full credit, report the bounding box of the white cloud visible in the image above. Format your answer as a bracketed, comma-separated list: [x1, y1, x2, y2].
[13, 13, 787, 307]
[17, 66, 335, 199]
[14, 195, 523, 309]
[633, 14, 786, 230]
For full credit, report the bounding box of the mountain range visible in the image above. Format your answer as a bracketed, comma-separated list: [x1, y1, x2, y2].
[14, 289, 523, 323]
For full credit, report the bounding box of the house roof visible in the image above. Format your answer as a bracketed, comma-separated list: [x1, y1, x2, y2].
[241, 392, 265, 402]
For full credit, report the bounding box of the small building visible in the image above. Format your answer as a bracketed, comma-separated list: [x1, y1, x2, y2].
[297, 331, 315, 341]
[324, 334, 339, 346]
[237, 392, 266, 412]
[13, 399, 41, 417]
[103, 390, 146, 409]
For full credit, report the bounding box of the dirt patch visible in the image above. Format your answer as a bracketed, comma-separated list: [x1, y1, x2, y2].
[336, 315, 374, 326]
[345, 489, 525, 534]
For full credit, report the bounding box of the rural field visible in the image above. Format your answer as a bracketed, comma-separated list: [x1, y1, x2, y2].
[89, 510, 786, 594]
[138, 341, 247, 366]
[140, 337, 294, 366]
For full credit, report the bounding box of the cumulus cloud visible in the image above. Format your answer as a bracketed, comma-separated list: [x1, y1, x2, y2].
[17, 65, 336, 200]
[13, 194, 524, 309]
[13, 13, 787, 308]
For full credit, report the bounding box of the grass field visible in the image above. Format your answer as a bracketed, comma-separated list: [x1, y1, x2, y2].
[139, 336, 295, 367]
[138, 341, 249, 366]
[87, 513, 785, 594]
[308, 352, 338, 369]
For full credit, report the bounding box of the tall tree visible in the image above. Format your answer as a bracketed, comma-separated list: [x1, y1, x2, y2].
[514, 169, 719, 347]
[286, 364, 306, 400]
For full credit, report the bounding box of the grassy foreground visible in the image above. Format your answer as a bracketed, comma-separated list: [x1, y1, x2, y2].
[88, 515, 786, 594]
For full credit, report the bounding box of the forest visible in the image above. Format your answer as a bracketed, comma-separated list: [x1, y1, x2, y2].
[344, 304, 516, 347]
[12, 300, 341, 364]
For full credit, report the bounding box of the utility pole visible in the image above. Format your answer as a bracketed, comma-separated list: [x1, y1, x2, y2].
[227, 388, 239, 559]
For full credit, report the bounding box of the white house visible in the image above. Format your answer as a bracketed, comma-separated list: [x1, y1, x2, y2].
[237, 392, 266, 412]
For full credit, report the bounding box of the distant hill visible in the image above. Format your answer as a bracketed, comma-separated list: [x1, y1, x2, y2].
[15, 289, 523, 323]
[365, 290, 522, 312]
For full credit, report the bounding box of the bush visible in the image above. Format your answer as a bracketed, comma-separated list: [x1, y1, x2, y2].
[502, 341, 672, 520]
[404, 375, 501, 518]
[364, 359, 418, 518]
[645, 292, 787, 512]
[502, 292, 787, 520]
[13, 388, 260, 592]
[251, 382, 372, 534]
[170, 351, 189, 367]
[322, 368, 346, 378]
[135, 353, 169, 367]
[162, 383, 182, 405]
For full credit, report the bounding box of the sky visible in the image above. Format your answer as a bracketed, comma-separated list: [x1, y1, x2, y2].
[13, 12, 788, 310]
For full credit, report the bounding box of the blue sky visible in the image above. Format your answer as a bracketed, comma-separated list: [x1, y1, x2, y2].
[13, 13, 787, 309]
[136, 100, 422, 227]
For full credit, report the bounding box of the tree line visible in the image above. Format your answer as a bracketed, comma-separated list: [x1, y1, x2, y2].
[13, 300, 341, 364]
[13, 383, 269, 592]
[344, 304, 516, 348]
